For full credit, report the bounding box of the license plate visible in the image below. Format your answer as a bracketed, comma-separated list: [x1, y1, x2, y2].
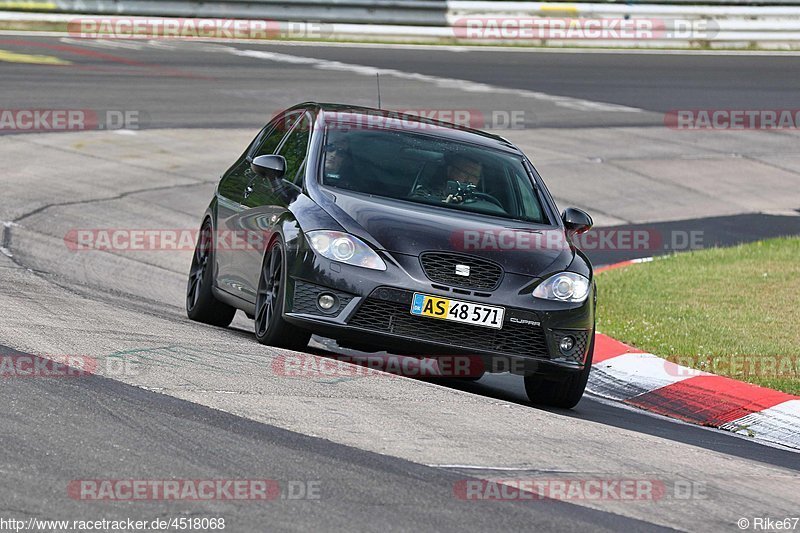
[410, 293, 505, 330]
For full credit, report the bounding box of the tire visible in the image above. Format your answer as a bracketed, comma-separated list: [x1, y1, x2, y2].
[254, 238, 311, 350]
[524, 331, 594, 409]
[186, 220, 237, 327]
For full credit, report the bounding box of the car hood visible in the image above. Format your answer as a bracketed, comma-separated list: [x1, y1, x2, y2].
[318, 189, 573, 277]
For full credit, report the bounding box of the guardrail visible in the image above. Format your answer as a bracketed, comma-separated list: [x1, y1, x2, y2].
[2, 0, 800, 46]
[0, 0, 449, 25]
[468, 0, 800, 4]
[448, 1, 800, 16]
[447, 1, 800, 45]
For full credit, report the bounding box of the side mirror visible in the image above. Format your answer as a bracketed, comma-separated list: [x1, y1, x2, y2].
[251, 155, 286, 182]
[562, 207, 593, 235]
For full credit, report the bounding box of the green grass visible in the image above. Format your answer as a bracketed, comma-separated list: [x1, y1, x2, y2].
[597, 237, 800, 395]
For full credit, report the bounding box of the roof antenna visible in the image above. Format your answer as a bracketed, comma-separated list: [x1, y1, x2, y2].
[376, 73, 382, 110]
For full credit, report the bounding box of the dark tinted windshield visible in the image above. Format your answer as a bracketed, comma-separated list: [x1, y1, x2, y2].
[321, 123, 548, 223]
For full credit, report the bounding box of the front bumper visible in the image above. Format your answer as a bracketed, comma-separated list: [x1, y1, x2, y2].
[282, 247, 594, 376]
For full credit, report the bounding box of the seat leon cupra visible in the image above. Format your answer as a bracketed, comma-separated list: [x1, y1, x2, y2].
[187, 103, 596, 407]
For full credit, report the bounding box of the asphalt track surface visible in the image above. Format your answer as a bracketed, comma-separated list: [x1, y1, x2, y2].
[2, 346, 668, 532]
[0, 37, 799, 129]
[1, 35, 800, 531]
[211, 45, 800, 115]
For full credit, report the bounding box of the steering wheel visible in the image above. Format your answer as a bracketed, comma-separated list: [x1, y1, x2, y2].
[470, 191, 504, 209]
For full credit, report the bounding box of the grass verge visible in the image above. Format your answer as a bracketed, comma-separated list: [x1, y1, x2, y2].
[597, 237, 800, 395]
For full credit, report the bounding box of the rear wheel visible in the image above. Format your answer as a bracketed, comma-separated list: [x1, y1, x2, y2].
[186, 220, 236, 327]
[254, 239, 311, 350]
[524, 332, 594, 409]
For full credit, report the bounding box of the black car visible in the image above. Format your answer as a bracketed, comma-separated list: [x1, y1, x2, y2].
[187, 103, 596, 408]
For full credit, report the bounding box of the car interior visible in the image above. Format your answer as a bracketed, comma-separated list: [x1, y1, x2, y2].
[321, 125, 547, 223]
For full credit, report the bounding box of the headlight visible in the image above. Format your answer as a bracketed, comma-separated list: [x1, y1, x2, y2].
[532, 272, 590, 303]
[306, 230, 386, 271]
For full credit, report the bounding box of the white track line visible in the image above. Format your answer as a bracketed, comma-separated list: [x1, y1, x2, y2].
[229, 48, 644, 113]
[58, 37, 145, 50]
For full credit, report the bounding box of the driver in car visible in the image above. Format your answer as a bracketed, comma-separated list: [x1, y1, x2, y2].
[412, 153, 483, 204]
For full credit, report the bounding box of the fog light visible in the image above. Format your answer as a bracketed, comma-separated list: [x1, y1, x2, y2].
[317, 293, 336, 311]
[559, 336, 576, 354]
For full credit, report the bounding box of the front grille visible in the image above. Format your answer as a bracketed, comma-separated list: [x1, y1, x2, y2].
[291, 280, 353, 316]
[348, 293, 549, 359]
[420, 252, 503, 290]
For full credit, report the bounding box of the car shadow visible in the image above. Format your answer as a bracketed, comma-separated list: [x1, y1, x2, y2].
[224, 324, 800, 469]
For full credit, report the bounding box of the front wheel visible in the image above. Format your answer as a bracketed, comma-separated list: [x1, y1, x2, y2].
[254, 238, 311, 350]
[524, 332, 594, 409]
[186, 220, 236, 327]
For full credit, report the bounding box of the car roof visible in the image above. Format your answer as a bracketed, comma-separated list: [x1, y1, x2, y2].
[289, 102, 523, 155]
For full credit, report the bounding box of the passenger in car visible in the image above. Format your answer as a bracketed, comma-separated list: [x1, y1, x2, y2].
[323, 137, 358, 189]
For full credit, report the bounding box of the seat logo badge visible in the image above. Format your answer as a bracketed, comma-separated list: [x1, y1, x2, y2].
[455, 264, 470, 277]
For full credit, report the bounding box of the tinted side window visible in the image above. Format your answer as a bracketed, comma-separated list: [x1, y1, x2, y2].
[247, 125, 271, 155]
[512, 170, 544, 223]
[250, 112, 301, 159]
[277, 115, 311, 182]
[292, 160, 307, 186]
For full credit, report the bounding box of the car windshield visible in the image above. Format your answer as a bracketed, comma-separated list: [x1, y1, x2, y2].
[320, 122, 549, 224]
